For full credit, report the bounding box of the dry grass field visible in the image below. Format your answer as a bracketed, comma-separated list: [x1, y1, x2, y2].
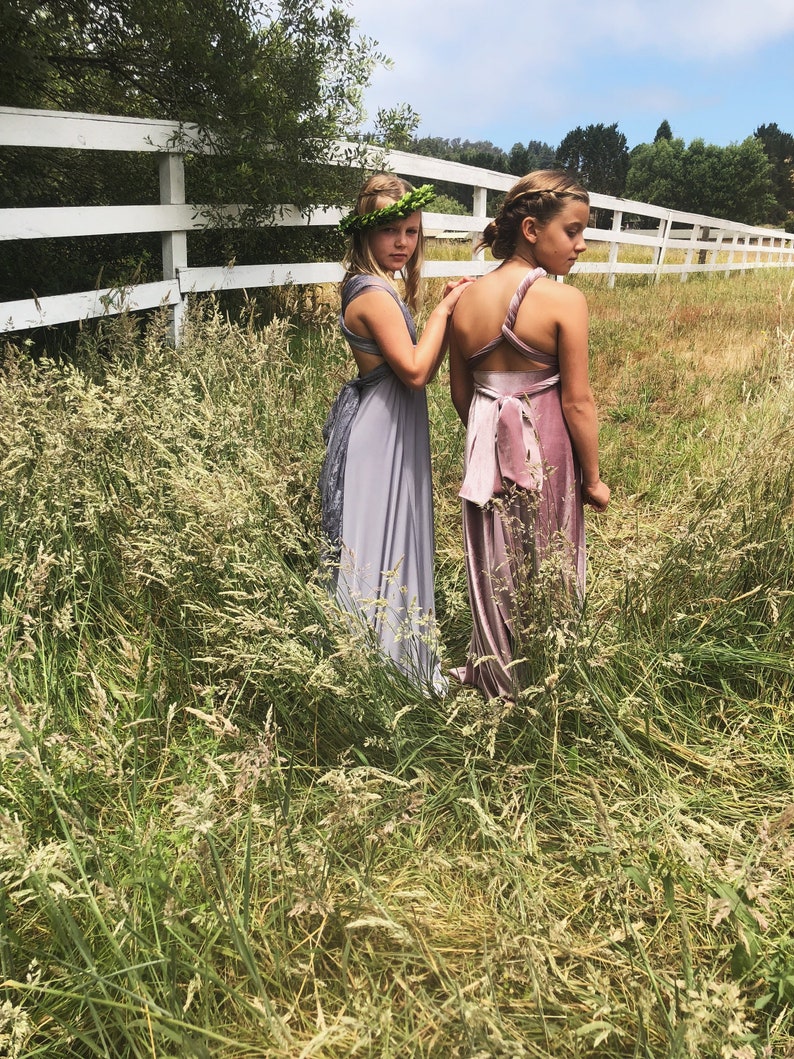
[1, 263, 792, 1057]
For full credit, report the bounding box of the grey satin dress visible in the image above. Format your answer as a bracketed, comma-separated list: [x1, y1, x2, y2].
[319, 274, 445, 692]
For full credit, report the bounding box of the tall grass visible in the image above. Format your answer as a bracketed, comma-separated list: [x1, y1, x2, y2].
[1, 268, 793, 1057]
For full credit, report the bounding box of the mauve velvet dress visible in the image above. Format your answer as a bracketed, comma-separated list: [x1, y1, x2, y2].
[319, 274, 445, 692]
[453, 267, 586, 700]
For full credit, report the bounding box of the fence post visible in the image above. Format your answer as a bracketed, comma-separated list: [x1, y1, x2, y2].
[731, 235, 740, 270]
[607, 209, 623, 289]
[159, 152, 188, 344]
[681, 223, 699, 282]
[698, 226, 711, 265]
[653, 213, 672, 283]
[472, 185, 487, 263]
[712, 229, 725, 271]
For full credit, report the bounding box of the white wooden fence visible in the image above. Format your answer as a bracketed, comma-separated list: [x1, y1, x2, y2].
[2, 106, 793, 343]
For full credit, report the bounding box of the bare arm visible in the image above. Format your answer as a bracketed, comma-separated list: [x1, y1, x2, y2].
[346, 280, 473, 390]
[556, 288, 610, 511]
[449, 318, 474, 425]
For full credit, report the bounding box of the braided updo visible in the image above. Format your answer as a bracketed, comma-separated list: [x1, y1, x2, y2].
[480, 170, 589, 260]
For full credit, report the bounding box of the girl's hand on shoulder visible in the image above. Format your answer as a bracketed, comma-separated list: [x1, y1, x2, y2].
[583, 479, 610, 512]
[441, 276, 476, 308]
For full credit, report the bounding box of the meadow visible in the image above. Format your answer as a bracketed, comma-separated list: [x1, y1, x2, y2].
[1, 261, 793, 1058]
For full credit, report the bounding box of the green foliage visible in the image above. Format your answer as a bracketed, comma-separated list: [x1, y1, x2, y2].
[0, 0, 385, 300]
[626, 135, 776, 224]
[429, 192, 469, 216]
[507, 139, 558, 175]
[684, 137, 774, 224]
[409, 135, 511, 172]
[625, 136, 687, 208]
[755, 123, 794, 222]
[2, 0, 380, 138]
[556, 121, 630, 196]
[372, 103, 421, 151]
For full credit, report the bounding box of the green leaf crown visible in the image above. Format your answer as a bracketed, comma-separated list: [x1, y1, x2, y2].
[339, 184, 435, 234]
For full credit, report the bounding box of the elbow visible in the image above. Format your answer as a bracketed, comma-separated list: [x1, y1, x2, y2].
[562, 393, 595, 420]
[404, 368, 431, 390]
[405, 376, 428, 391]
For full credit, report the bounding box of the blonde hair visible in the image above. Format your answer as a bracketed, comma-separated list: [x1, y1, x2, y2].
[341, 173, 425, 312]
[480, 170, 590, 260]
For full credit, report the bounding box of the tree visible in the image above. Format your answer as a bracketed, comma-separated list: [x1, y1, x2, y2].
[409, 137, 509, 171]
[430, 193, 469, 217]
[754, 123, 794, 223]
[373, 104, 421, 151]
[2, 0, 382, 208]
[654, 120, 673, 143]
[555, 122, 629, 196]
[681, 137, 773, 224]
[625, 137, 686, 207]
[625, 136, 774, 225]
[457, 141, 510, 172]
[0, 0, 385, 303]
[507, 140, 556, 176]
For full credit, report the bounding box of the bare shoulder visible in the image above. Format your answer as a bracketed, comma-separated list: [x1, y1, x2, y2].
[352, 283, 399, 307]
[346, 284, 403, 320]
[454, 268, 513, 318]
[534, 275, 587, 304]
[528, 277, 588, 321]
[450, 272, 489, 324]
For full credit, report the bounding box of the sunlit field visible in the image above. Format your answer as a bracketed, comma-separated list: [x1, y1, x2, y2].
[427, 231, 788, 278]
[1, 264, 793, 1057]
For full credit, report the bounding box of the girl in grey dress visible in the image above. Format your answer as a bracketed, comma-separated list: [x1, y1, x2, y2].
[319, 173, 472, 692]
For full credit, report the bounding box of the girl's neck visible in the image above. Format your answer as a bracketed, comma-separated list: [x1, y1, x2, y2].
[509, 247, 539, 270]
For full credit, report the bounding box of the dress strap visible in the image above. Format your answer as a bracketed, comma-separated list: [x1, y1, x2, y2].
[468, 267, 556, 367]
[339, 275, 417, 355]
[500, 267, 557, 366]
[504, 267, 547, 330]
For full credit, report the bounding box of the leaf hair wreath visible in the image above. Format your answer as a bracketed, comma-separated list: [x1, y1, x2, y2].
[339, 184, 435, 234]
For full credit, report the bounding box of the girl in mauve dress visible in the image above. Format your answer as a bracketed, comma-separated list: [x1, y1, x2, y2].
[449, 170, 610, 701]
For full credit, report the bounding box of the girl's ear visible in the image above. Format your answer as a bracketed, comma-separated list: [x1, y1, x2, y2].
[521, 216, 539, 244]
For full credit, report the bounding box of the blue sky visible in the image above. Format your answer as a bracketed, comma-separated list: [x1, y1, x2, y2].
[344, 0, 794, 152]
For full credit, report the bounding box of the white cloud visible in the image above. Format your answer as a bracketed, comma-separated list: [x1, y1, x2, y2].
[583, 0, 794, 57]
[343, 0, 794, 146]
[350, 0, 794, 70]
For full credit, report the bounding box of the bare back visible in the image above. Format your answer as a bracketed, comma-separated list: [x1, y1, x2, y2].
[452, 260, 580, 371]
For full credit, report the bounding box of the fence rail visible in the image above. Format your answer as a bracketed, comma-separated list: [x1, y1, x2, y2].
[2, 106, 793, 342]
